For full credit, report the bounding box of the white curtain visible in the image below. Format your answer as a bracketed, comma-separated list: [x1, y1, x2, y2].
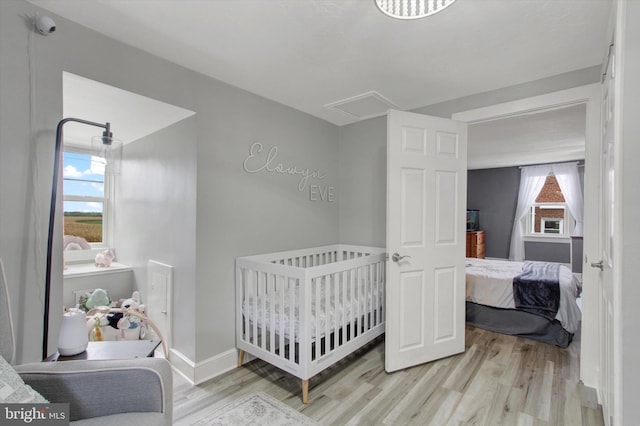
[509, 164, 552, 261]
[552, 162, 584, 236]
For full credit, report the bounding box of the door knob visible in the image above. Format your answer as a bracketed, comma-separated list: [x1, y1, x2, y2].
[392, 253, 411, 263]
[590, 260, 604, 271]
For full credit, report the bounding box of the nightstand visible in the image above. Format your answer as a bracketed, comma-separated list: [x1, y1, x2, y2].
[466, 230, 485, 259]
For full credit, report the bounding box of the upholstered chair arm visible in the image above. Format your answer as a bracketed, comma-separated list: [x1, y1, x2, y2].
[15, 358, 172, 425]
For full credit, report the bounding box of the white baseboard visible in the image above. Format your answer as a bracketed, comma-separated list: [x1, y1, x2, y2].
[168, 347, 254, 385]
[168, 348, 196, 383]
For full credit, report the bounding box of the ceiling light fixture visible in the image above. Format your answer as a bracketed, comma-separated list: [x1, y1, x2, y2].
[374, 0, 457, 19]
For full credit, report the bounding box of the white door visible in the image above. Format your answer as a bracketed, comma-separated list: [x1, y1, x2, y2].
[596, 43, 616, 426]
[385, 109, 467, 372]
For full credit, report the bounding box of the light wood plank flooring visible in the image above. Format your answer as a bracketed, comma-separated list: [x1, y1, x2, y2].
[173, 325, 603, 425]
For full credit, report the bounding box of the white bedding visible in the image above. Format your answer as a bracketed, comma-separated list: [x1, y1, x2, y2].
[242, 283, 383, 343]
[465, 258, 582, 334]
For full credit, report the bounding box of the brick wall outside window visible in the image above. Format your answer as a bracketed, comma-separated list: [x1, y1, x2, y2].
[536, 175, 565, 203]
[533, 175, 565, 233]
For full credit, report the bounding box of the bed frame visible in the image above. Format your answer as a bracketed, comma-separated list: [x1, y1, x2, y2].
[236, 245, 386, 403]
[464, 258, 580, 348]
[466, 302, 573, 347]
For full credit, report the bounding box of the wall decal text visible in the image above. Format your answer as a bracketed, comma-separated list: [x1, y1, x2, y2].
[243, 142, 335, 202]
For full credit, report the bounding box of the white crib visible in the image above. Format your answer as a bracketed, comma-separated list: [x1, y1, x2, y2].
[236, 244, 386, 403]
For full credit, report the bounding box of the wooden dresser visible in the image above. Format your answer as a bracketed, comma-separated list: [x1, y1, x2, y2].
[466, 230, 485, 258]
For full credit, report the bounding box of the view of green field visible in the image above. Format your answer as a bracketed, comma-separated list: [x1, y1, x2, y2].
[64, 212, 102, 242]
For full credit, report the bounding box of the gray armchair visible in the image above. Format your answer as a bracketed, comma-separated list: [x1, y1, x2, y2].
[0, 258, 173, 425]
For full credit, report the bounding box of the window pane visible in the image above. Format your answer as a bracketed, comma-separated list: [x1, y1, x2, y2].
[531, 205, 565, 234]
[542, 218, 563, 234]
[64, 201, 103, 243]
[63, 152, 104, 197]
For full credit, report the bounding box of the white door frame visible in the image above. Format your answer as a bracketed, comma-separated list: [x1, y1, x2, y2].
[451, 83, 602, 389]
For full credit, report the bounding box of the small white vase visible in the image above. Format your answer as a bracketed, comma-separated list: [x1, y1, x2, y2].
[58, 308, 89, 356]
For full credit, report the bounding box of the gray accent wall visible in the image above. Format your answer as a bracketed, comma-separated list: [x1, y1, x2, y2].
[467, 167, 520, 259]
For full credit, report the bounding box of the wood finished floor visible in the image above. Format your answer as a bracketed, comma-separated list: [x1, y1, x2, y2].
[173, 325, 603, 425]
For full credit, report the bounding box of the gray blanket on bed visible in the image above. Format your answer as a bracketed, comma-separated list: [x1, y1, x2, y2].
[512, 262, 561, 320]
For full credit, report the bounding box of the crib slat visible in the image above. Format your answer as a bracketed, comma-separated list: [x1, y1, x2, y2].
[356, 266, 361, 337]
[323, 275, 329, 355]
[259, 272, 266, 349]
[379, 261, 383, 324]
[369, 264, 375, 328]
[238, 267, 246, 343]
[341, 269, 347, 346]
[374, 262, 380, 326]
[332, 272, 339, 352]
[251, 271, 258, 345]
[288, 277, 295, 363]
[279, 275, 285, 359]
[314, 277, 320, 360]
[349, 267, 355, 340]
[268, 273, 275, 354]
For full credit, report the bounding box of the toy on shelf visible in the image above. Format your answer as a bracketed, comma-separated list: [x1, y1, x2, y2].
[85, 290, 167, 356]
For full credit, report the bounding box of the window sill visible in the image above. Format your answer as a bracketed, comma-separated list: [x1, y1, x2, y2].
[64, 262, 132, 278]
[523, 235, 571, 244]
[64, 247, 110, 264]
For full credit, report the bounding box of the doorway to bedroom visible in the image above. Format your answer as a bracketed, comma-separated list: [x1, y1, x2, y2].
[453, 84, 600, 390]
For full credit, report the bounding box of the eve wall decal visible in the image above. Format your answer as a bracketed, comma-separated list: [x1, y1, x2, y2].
[243, 142, 335, 202]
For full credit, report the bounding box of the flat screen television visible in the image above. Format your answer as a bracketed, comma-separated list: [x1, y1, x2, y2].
[467, 209, 479, 231]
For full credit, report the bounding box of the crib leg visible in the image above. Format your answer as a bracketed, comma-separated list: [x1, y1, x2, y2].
[301, 379, 309, 404]
[237, 350, 245, 367]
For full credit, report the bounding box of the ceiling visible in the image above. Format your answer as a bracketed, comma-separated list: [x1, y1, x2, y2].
[63, 72, 195, 147]
[29, 0, 612, 127]
[468, 104, 586, 169]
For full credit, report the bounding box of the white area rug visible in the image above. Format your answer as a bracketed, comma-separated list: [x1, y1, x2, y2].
[192, 392, 318, 426]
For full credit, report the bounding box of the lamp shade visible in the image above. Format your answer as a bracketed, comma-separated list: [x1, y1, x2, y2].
[91, 135, 123, 175]
[57, 308, 88, 356]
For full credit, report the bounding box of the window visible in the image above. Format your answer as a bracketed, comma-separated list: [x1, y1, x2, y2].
[63, 149, 113, 257]
[511, 162, 582, 261]
[528, 175, 572, 237]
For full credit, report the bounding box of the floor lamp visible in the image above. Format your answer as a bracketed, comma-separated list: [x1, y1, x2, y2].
[43, 118, 119, 360]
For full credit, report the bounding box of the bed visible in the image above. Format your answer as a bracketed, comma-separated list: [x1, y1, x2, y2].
[236, 245, 386, 403]
[465, 258, 582, 347]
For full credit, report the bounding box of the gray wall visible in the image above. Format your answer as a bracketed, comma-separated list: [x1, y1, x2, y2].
[524, 241, 570, 263]
[1, 0, 64, 362]
[338, 118, 386, 247]
[114, 117, 198, 357]
[467, 167, 520, 259]
[620, 1, 640, 421]
[0, 0, 338, 363]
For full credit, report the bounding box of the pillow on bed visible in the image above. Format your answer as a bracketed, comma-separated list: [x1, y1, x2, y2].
[0, 354, 48, 403]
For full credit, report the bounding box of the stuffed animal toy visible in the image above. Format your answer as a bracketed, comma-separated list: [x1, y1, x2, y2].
[94, 249, 114, 267]
[84, 288, 110, 310]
